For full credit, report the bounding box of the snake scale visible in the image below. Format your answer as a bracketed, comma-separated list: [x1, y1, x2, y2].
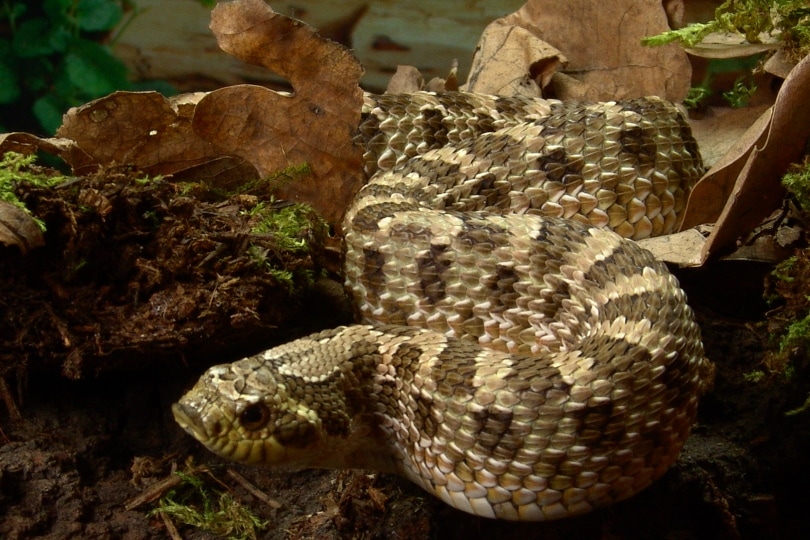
[173, 92, 712, 521]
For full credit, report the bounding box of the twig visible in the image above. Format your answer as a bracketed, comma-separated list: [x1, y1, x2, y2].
[159, 510, 183, 540]
[0, 376, 22, 421]
[124, 473, 183, 511]
[226, 468, 282, 509]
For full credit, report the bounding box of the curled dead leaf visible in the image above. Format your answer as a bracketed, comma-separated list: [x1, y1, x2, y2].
[466, 0, 692, 100]
[192, 0, 365, 227]
[465, 23, 565, 97]
[681, 53, 810, 263]
[0, 133, 94, 174]
[386, 66, 425, 94]
[0, 201, 44, 254]
[56, 91, 222, 176]
[681, 108, 772, 231]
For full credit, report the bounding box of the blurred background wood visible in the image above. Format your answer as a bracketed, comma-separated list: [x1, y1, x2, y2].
[114, 0, 525, 92]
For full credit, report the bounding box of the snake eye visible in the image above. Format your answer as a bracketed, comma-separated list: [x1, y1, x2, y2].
[240, 403, 271, 430]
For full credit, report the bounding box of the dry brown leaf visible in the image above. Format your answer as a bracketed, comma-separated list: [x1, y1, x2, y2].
[464, 23, 565, 97]
[682, 54, 810, 263]
[700, 55, 810, 261]
[680, 108, 772, 231]
[0, 133, 94, 173]
[466, 0, 692, 100]
[56, 91, 223, 176]
[191, 0, 365, 228]
[763, 49, 798, 79]
[167, 156, 261, 196]
[688, 103, 773, 168]
[638, 228, 709, 267]
[386, 65, 424, 93]
[0, 201, 44, 254]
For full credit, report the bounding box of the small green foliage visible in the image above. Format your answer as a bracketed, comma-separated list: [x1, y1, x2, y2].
[245, 200, 326, 293]
[772, 255, 797, 283]
[642, 22, 716, 48]
[178, 163, 312, 201]
[683, 85, 713, 109]
[0, 0, 210, 134]
[722, 76, 757, 108]
[764, 245, 810, 403]
[778, 312, 810, 355]
[262, 162, 312, 193]
[150, 471, 266, 540]
[782, 158, 810, 214]
[642, 0, 810, 61]
[743, 370, 766, 383]
[248, 201, 324, 253]
[135, 174, 163, 185]
[0, 0, 131, 133]
[0, 151, 67, 229]
[785, 394, 810, 416]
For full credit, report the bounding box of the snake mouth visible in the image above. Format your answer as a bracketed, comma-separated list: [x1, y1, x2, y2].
[171, 402, 210, 443]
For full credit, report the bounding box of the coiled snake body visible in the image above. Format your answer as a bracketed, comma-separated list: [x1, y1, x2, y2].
[173, 92, 711, 521]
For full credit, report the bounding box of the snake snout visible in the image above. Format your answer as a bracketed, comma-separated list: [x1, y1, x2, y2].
[172, 402, 207, 440]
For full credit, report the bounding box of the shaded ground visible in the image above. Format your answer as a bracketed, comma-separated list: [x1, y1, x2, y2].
[3, 302, 809, 539]
[1, 169, 810, 539]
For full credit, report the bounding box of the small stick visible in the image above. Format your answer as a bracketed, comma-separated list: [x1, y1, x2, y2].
[160, 511, 183, 540]
[226, 468, 282, 509]
[124, 474, 183, 511]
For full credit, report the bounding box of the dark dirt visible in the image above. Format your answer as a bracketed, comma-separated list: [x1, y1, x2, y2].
[1, 169, 810, 539]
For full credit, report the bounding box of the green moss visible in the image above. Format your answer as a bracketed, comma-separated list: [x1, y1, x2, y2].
[175, 162, 312, 202]
[248, 201, 325, 253]
[149, 471, 266, 540]
[743, 370, 766, 383]
[642, 22, 717, 48]
[245, 201, 327, 294]
[779, 311, 810, 355]
[643, 0, 810, 61]
[782, 158, 810, 214]
[785, 394, 810, 416]
[0, 151, 67, 230]
[262, 162, 312, 193]
[772, 255, 797, 283]
[722, 76, 757, 108]
[683, 85, 713, 109]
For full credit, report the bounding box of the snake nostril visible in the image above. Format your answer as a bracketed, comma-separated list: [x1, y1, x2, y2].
[240, 403, 271, 431]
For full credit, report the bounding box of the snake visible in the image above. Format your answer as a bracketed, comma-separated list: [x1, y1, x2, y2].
[172, 92, 711, 521]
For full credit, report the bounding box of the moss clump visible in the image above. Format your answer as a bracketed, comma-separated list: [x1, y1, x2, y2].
[762, 246, 810, 415]
[0, 151, 67, 230]
[247, 200, 326, 254]
[150, 470, 266, 540]
[245, 200, 328, 293]
[765, 253, 810, 366]
[782, 157, 810, 214]
[643, 0, 810, 61]
[177, 162, 313, 202]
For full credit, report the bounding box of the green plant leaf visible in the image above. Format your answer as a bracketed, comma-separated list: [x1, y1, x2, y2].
[33, 93, 67, 134]
[76, 0, 124, 31]
[48, 23, 72, 53]
[64, 38, 130, 96]
[19, 55, 55, 93]
[0, 60, 21, 104]
[12, 18, 55, 57]
[43, 0, 72, 27]
[1, 3, 29, 28]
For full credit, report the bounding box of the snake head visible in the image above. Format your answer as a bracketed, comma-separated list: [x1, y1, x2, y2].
[172, 360, 323, 466]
